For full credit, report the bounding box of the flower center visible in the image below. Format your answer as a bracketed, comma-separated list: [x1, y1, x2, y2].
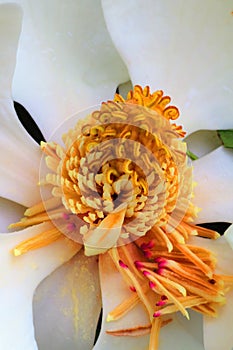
[10, 85, 233, 350]
[37, 101, 191, 255]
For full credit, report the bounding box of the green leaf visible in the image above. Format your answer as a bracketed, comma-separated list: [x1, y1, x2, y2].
[217, 129, 233, 149]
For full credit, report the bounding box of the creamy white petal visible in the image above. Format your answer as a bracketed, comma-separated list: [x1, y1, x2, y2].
[102, 0, 233, 133]
[193, 146, 233, 223]
[185, 130, 222, 158]
[33, 250, 101, 350]
[159, 312, 204, 350]
[0, 3, 42, 207]
[0, 222, 80, 350]
[6, 0, 129, 140]
[0, 197, 25, 232]
[189, 230, 233, 350]
[225, 223, 233, 250]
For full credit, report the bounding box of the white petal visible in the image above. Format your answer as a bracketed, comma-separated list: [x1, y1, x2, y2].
[102, 0, 233, 133]
[94, 253, 150, 349]
[159, 311, 204, 350]
[185, 130, 222, 158]
[189, 231, 233, 350]
[0, 3, 42, 206]
[9, 0, 129, 139]
[193, 146, 233, 223]
[225, 223, 233, 250]
[204, 288, 233, 350]
[33, 250, 101, 350]
[0, 222, 80, 350]
[0, 197, 25, 232]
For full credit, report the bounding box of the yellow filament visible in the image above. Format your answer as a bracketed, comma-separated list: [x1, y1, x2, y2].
[149, 318, 161, 350]
[24, 197, 61, 217]
[146, 269, 190, 319]
[13, 226, 63, 256]
[158, 296, 206, 317]
[177, 243, 213, 278]
[107, 293, 140, 321]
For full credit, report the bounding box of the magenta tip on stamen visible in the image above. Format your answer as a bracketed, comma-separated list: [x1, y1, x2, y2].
[119, 260, 128, 269]
[157, 268, 164, 275]
[141, 240, 154, 250]
[67, 222, 76, 231]
[153, 311, 161, 318]
[143, 270, 150, 277]
[143, 250, 153, 259]
[134, 261, 144, 269]
[154, 257, 166, 264]
[161, 295, 168, 301]
[149, 281, 156, 289]
[130, 286, 136, 292]
[158, 260, 167, 268]
[156, 300, 166, 307]
[62, 213, 70, 220]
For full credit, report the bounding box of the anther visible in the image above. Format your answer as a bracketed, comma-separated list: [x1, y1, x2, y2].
[141, 240, 154, 250]
[134, 261, 145, 269]
[156, 300, 167, 307]
[67, 222, 76, 231]
[119, 260, 128, 269]
[149, 281, 156, 289]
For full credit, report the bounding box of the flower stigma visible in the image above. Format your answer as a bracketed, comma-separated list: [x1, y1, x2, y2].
[10, 85, 233, 349]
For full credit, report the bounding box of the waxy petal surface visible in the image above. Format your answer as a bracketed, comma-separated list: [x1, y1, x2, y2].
[33, 250, 101, 350]
[102, 0, 233, 133]
[0, 222, 80, 350]
[4, 0, 129, 139]
[0, 3, 41, 207]
[0, 197, 25, 232]
[193, 146, 233, 223]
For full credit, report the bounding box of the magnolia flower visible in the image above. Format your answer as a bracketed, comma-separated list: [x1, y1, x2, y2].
[0, 2, 233, 350]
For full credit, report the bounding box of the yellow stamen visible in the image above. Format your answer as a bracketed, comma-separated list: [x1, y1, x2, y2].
[24, 197, 61, 217]
[107, 291, 141, 322]
[176, 243, 214, 278]
[149, 318, 161, 350]
[13, 226, 63, 256]
[146, 270, 190, 319]
[156, 296, 206, 317]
